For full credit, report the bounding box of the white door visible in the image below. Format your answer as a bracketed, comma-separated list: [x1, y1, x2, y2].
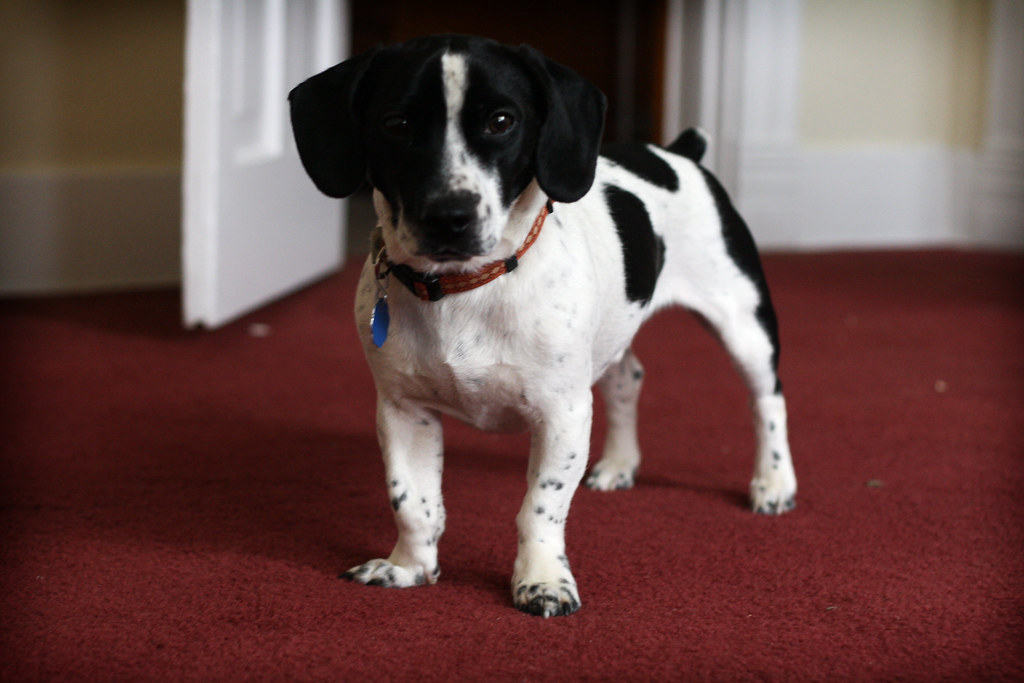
[183, 0, 349, 328]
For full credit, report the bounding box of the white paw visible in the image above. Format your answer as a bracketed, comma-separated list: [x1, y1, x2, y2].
[512, 554, 580, 617]
[514, 581, 580, 617]
[585, 459, 636, 491]
[750, 476, 797, 515]
[340, 558, 439, 587]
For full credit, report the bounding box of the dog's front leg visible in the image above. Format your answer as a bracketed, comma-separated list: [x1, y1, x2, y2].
[512, 392, 592, 617]
[342, 398, 445, 588]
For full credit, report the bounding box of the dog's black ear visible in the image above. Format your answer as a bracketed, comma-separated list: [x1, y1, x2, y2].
[288, 51, 377, 199]
[518, 46, 607, 203]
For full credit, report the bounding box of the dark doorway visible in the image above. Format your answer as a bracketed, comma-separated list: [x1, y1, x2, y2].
[351, 0, 669, 143]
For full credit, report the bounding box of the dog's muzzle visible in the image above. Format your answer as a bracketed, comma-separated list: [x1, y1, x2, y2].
[414, 191, 484, 261]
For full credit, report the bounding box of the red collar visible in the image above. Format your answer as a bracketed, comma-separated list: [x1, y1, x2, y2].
[375, 201, 551, 302]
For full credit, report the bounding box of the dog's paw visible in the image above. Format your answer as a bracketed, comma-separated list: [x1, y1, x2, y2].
[513, 580, 581, 618]
[750, 478, 797, 515]
[584, 463, 636, 491]
[340, 559, 439, 587]
[512, 552, 581, 617]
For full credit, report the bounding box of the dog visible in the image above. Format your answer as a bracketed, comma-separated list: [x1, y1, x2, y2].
[289, 34, 796, 617]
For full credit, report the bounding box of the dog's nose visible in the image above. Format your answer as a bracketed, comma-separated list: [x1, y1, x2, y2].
[423, 209, 473, 235]
[420, 193, 479, 236]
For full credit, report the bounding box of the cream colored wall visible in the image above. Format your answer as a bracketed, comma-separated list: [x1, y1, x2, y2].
[800, 0, 991, 148]
[0, 0, 185, 293]
[0, 0, 184, 171]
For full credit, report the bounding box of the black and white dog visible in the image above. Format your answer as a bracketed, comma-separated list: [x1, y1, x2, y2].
[289, 35, 796, 617]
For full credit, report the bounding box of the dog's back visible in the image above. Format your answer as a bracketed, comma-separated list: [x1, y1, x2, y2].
[589, 132, 778, 363]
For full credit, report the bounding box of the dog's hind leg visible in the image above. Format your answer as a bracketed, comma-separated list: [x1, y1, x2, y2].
[747, 388, 796, 514]
[678, 167, 796, 513]
[586, 348, 644, 491]
[685, 293, 797, 515]
[341, 399, 445, 587]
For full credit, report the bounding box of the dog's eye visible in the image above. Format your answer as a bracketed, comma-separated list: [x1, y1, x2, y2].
[485, 112, 516, 136]
[381, 114, 411, 140]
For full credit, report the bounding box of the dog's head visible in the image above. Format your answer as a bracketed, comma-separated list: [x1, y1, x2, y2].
[289, 35, 606, 271]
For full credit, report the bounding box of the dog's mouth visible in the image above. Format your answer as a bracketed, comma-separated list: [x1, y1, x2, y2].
[415, 239, 487, 263]
[426, 248, 476, 262]
[394, 221, 486, 264]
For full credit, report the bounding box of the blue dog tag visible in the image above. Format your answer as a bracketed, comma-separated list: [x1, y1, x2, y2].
[371, 297, 389, 347]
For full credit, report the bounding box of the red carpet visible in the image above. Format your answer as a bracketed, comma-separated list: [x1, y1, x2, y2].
[2, 250, 1022, 681]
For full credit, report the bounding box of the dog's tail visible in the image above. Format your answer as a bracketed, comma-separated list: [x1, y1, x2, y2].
[667, 127, 708, 163]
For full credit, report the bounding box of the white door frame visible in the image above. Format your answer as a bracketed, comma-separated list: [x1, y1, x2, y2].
[663, 0, 803, 245]
[974, 0, 1024, 246]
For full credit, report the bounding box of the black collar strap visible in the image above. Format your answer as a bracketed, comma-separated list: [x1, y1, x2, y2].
[375, 201, 552, 302]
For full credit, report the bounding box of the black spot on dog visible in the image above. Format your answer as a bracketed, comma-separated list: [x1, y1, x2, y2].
[601, 143, 679, 191]
[534, 506, 546, 515]
[391, 491, 408, 511]
[699, 168, 781, 376]
[603, 185, 665, 306]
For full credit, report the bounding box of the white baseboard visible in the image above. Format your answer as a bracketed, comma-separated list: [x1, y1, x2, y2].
[0, 166, 182, 295]
[972, 141, 1024, 248]
[739, 143, 1024, 251]
[793, 145, 963, 249]
[729, 140, 802, 247]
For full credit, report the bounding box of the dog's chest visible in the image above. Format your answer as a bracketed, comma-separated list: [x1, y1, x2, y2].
[367, 297, 557, 432]
[417, 361, 533, 432]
